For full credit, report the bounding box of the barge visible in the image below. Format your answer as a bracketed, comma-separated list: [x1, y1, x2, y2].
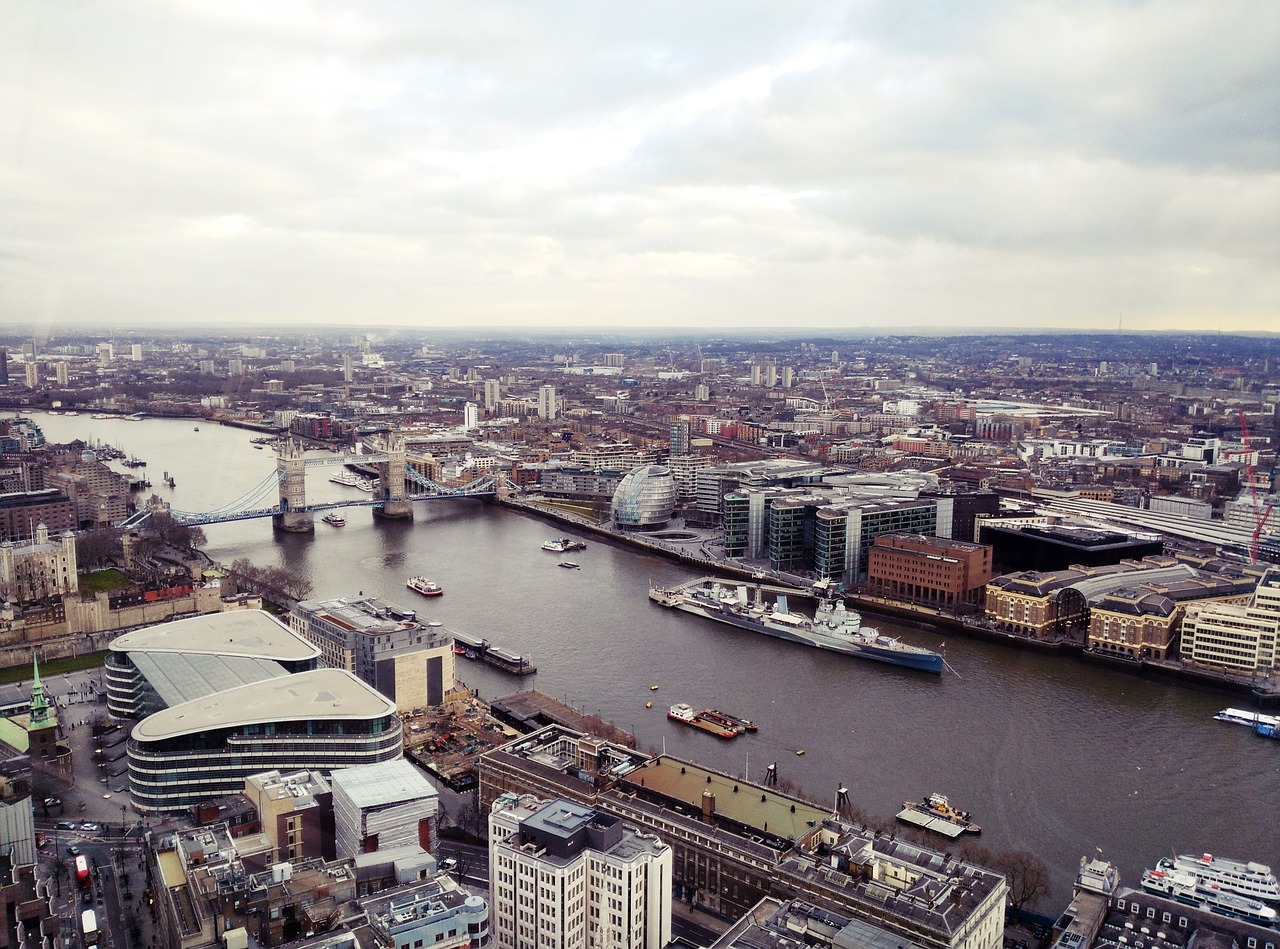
[667, 703, 740, 739]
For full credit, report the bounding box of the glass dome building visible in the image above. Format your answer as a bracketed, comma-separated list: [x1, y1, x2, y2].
[611, 464, 677, 531]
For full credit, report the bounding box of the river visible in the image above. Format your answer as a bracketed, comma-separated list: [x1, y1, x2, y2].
[33, 412, 1280, 911]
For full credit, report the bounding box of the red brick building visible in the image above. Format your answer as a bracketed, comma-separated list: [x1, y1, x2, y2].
[866, 533, 993, 609]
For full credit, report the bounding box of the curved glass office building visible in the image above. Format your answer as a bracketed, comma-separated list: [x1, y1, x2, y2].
[106, 611, 402, 813]
[611, 464, 677, 530]
[128, 667, 402, 813]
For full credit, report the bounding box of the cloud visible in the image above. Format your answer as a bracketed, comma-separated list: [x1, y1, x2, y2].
[0, 0, 1275, 332]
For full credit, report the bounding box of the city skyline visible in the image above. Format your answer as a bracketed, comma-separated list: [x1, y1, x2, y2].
[2, 1, 1277, 333]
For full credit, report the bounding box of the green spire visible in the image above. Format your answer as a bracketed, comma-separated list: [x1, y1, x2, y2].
[28, 651, 51, 729]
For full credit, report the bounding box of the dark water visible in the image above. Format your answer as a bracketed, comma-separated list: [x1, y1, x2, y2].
[40, 413, 1280, 909]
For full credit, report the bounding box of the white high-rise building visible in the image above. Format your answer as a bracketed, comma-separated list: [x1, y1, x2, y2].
[464, 401, 479, 430]
[489, 794, 671, 949]
[538, 384, 558, 421]
[484, 379, 501, 411]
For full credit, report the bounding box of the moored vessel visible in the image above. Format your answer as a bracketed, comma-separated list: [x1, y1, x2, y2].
[649, 578, 944, 674]
[896, 792, 980, 837]
[1167, 854, 1280, 904]
[543, 537, 587, 553]
[667, 703, 741, 739]
[1142, 865, 1278, 926]
[1215, 708, 1280, 729]
[406, 576, 443, 597]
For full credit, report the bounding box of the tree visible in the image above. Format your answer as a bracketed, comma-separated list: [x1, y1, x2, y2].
[994, 850, 1051, 912]
[229, 559, 313, 607]
[75, 527, 121, 571]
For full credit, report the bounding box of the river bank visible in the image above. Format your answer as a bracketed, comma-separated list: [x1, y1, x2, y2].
[501, 495, 1280, 706]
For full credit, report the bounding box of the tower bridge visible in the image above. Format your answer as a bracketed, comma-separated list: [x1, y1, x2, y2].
[119, 435, 512, 532]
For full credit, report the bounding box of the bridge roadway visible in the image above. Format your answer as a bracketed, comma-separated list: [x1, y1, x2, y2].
[119, 472, 508, 527]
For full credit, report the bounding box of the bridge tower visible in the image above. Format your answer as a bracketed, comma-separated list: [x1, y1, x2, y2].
[373, 433, 413, 520]
[273, 438, 314, 533]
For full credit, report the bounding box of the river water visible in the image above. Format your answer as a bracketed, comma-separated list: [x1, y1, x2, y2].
[36, 412, 1280, 910]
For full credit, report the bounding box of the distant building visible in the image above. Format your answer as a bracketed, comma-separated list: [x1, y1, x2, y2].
[463, 401, 478, 429]
[488, 794, 672, 949]
[483, 378, 500, 411]
[537, 384, 558, 421]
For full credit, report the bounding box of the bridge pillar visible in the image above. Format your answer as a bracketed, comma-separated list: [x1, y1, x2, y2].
[273, 438, 314, 533]
[373, 434, 413, 520]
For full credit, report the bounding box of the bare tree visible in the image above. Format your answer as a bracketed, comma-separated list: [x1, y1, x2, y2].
[75, 528, 121, 571]
[994, 850, 1051, 912]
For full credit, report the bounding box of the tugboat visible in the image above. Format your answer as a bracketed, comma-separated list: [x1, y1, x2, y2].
[406, 577, 444, 597]
[895, 793, 981, 837]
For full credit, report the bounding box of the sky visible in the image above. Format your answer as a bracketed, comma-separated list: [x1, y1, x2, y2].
[1, 1, 1277, 335]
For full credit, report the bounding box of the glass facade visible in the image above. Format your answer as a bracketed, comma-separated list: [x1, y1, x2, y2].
[722, 493, 749, 559]
[128, 714, 403, 812]
[611, 465, 677, 530]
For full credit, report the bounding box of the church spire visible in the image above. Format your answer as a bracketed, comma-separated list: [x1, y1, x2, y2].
[28, 651, 51, 729]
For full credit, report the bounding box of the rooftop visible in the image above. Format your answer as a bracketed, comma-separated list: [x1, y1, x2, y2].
[330, 758, 438, 809]
[109, 610, 319, 663]
[132, 668, 396, 742]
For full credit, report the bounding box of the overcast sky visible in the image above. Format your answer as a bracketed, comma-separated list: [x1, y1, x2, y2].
[1, 1, 1277, 335]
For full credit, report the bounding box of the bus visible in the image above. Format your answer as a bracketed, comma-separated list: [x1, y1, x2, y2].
[74, 854, 90, 891]
[80, 909, 98, 947]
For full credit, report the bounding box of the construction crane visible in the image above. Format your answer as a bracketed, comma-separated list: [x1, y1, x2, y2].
[1237, 409, 1275, 563]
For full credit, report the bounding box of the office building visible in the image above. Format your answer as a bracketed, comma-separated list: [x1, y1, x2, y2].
[291, 594, 455, 712]
[331, 759, 440, 859]
[489, 794, 672, 949]
[483, 378, 501, 411]
[1180, 572, 1280, 674]
[128, 668, 401, 813]
[867, 534, 993, 608]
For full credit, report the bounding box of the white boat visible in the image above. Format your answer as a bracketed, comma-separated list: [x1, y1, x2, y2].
[542, 537, 587, 553]
[558, 561, 581, 569]
[1143, 864, 1278, 926]
[406, 576, 443, 597]
[329, 471, 361, 488]
[1214, 708, 1280, 729]
[322, 512, 346, 527]
[1168, 853, 1280, 904]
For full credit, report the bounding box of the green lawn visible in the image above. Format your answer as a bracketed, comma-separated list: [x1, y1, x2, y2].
[77, 569, 131, 596]
[0, 651, 107, 683]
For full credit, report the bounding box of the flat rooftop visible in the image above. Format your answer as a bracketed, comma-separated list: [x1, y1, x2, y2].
[329, 758, 437, 809]
[109, 610, 319, 663]
[132, 668, 396, 742]
[622, 756, 831, 843]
